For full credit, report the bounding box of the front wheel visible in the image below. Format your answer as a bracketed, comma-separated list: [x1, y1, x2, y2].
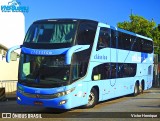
[85, 88, 98, 108]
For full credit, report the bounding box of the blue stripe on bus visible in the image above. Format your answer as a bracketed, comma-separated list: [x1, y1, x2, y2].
[21, 47, 69, 55]
[141, 53, 148, 63]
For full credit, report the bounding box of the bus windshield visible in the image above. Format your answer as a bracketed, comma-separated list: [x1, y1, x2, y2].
[24, 23, 77, 44]
[18, 50, 89, 88]
[19, 54, 71, 88]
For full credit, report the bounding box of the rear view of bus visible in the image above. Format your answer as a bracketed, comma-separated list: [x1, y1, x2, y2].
[6, 19, 153, 109]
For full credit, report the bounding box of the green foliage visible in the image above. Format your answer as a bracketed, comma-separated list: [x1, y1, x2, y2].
[117, 15, 160, 54]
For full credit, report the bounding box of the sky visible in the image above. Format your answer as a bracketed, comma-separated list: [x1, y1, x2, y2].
[11, 0, 160, 32]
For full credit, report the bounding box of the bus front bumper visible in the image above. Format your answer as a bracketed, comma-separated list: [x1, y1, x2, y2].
[17, 91, 73, 109]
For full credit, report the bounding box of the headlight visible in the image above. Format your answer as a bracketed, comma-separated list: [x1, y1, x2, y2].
[54, 87, 75, 98]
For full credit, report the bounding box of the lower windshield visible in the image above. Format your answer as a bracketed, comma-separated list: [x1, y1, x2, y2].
[19, 54, 70, 88]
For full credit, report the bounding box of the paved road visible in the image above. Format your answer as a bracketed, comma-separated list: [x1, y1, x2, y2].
[0, 88, 160, 120]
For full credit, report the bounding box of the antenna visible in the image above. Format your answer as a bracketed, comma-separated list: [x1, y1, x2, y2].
[131, 9, 133, 16]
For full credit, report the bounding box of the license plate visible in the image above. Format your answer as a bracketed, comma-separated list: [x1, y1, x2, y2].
[34, 101, 43, 106]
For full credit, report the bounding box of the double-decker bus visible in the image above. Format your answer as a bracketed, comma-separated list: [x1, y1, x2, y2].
[6, 19, 153, 109]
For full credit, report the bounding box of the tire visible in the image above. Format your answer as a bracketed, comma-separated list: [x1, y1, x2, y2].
[85, 88, 98, 108]
[141, 81, 144, 94]
[133, 83, 139, 96]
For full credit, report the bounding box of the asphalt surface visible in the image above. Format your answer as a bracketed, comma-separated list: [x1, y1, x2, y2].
[0, 88, 160, 121]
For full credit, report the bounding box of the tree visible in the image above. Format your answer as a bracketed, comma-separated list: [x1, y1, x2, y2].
[117, 15, 160, 54]
[152, 27, 160, 54]
[158, 24, 160, 31]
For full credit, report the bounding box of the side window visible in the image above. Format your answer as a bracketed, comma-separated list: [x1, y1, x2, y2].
[118, 32, 131, 50]
[110, 63, 117, 79]
[130, 35, 136, 51]
[124, 34, 131, 50]
[96, 28, 110, 51]
[118, 32, 125, 49]
[117, 63, 137, 78]
[132, 37, 142, 52]
[117, 63, 124, 78]
[92, 63, 111, 80]
[111, 30, 117, 48]
[71, 49, 90, 82]
[92, 63, 137, 80]
[92, 63, 117, 80]
[129, 64, 137, 77]
[77, 22, 97, 45]
[142, 39, 153, 53]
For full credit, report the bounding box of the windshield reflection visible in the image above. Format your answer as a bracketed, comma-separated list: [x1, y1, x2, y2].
[19, 54, 70, 87]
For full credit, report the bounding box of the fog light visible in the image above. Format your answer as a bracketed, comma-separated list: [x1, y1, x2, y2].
[17, 97, 21, 101]
[59, 100, 67, 105]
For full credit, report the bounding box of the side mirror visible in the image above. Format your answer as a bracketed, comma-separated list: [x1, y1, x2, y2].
[6, 45, 21, 63]
[65, 45, 90, 65]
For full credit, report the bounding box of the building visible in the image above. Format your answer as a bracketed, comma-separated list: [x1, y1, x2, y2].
[0, 44, 7, 61]
[0, 43, 18, 61]
[0, 0, 25, 79]
[0, 0, 25, 98]
[0, 0, 25, 50]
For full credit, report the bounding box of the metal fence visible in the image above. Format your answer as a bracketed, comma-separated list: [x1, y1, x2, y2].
[0, 80, 17, 98]
[153, 54, 160, 88]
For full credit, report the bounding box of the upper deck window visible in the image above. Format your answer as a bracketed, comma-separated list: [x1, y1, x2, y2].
[76, 22, 97, 45]
[24, 23, 76, 44]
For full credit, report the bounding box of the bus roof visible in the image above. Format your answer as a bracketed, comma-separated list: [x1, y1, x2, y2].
[33, 18, 98, 24]
[33, 18, 152, 41]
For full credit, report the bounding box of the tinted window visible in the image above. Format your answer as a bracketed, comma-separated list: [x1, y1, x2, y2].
[76, 22, 97, 45]
[71, 48, 91, 82]
[92, 63, 137, 80]
[111, 30, 117, 48]
[141, 39, 153, 53]
[118, 32, 131, 50]
[132, 37, 142, 52]
[130, 35, 136, 51]
[97, 28, 110, 50]
[92, 63, 111, 80]
[117, 63, 137, 78]
[110, 63, 117, 79]
[116, 32, 153, 53]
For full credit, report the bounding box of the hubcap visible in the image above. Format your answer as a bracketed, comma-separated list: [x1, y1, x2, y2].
[88, 92, 95, 106]
[135, 85, 138, 94]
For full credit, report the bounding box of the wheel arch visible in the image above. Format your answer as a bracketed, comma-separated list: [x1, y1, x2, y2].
[92, 86, 99, 102]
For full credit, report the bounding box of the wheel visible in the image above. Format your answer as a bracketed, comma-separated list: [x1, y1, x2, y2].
[141, 81, 144, 94]
[133, 83, 139, 96]
[85, 88, 98, 108]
